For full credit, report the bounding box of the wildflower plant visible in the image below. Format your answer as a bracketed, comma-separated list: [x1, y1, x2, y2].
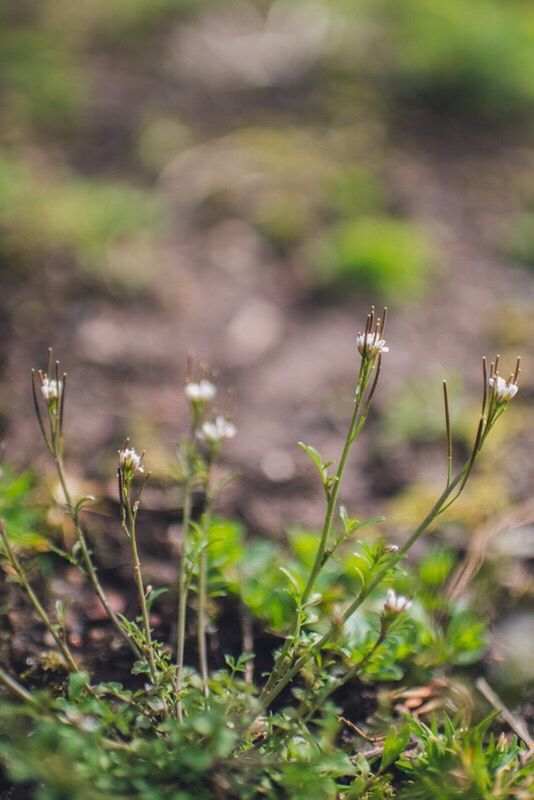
[0, 309, 531, 799]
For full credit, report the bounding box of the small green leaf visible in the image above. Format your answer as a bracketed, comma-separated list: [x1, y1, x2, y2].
[279, 566, 301, 596]
[68, 671, 91, 700]
[145, 586, 168, 611]
[352, 515, 385, 533]
[380, 723, 410, 771]
[298, 442, 331, 483]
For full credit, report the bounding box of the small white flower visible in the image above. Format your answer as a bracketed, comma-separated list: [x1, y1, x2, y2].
[384, 544, 399, 554]
[356, 333, 389, 358]
[41, 377, 62, 403]
[184, 379, 217, 402]
[119, 447, 144, 474]
[384, 589, 411, 615]
[197, 415, 237, 444]
[489, 375, 518, 403]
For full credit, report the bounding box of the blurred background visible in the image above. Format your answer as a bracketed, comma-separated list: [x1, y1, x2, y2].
[1, 0, 534, 698]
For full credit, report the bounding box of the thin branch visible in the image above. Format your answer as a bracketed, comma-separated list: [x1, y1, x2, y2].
[476, 677, 533, 749]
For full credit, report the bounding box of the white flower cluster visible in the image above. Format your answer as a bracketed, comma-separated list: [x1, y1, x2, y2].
[356, 333, 389, 358]
[41, 377, 62, 403]
[384, 589, 411, 615]
[184, 379, 217, 402]
[488, 375, 518, 403]
[197, 415, 237, 444]
[119, 447, 144, 475]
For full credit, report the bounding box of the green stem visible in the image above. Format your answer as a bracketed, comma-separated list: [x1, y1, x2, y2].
[0, 526, 79, 673]
[261, 360, 372, 701]
[55, 456, 141, 659]
[197, 455, 215, 698]
[0, 667, 134, 754]
[0, 666, 36, 704]
[175, 479, 192, 721]
[124, 497, 158, 684]
[197, 547, 209, 696]
[299, 629, 387, 727]
[302, 398, 362, 604]
[260, 466, 467, 710]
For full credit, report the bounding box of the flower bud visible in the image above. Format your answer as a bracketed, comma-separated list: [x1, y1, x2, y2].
[488, 375, 518, 403]
[196, 415, 237, 444]
[356, 333, 389, 358]
[184, 380, 217, 403]
[118, 447, 144, 479]
[384, 589, 411, 615]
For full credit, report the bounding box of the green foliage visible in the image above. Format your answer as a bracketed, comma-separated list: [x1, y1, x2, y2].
[360, 0, 534, 118]
[0, 152, 164, 287]
[381, 375, 475, 446]
[310, 217, 430, 299]
[0, 318, 527, 798]
[0, 28, 87, 134]
[398, 716, 534, 799]
[500, 212, 534, 269]
[0, 465, 45, 550]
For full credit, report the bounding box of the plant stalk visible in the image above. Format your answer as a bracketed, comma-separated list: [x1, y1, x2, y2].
[261, 359, 373, 701]
[260, 465, 468, 710]
[0, 525, 80, 673]
[197, 455, 216, 698]
[122, 492, 158, 684]
[175, 478, 192, 721]
[55, 456, 141, 659]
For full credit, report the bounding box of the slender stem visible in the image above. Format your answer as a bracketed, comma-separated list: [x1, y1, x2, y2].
[0, 666, 36, 704]
[443, 381, 452, 486]
[55, 456, 141, 658]
[261, 382, 498, 712]
[299, 628, 387, 726]
[0, 526, 79, 672]
[175, 479, 192, 721]
[197, 456, 215, 697]
[123, 493, 158, 684]
[197, 547, 209, 696]
[303, 395, 362, 604]
[261, 359, 373, 701]
[260, 467, 467, 710]
[0, 667, 135, 753]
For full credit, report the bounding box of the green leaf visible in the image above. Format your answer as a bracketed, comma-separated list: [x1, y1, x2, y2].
[73, 495, 96, 515]
[298, 442, 331, 482]
[380, 723, 410, 771]
[352, 516, 385, 533]
[145, 586, 168, 611]
[67, 671, 90, 701]
[279, 566, 302, 596]
[339, 507, 384, 536]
